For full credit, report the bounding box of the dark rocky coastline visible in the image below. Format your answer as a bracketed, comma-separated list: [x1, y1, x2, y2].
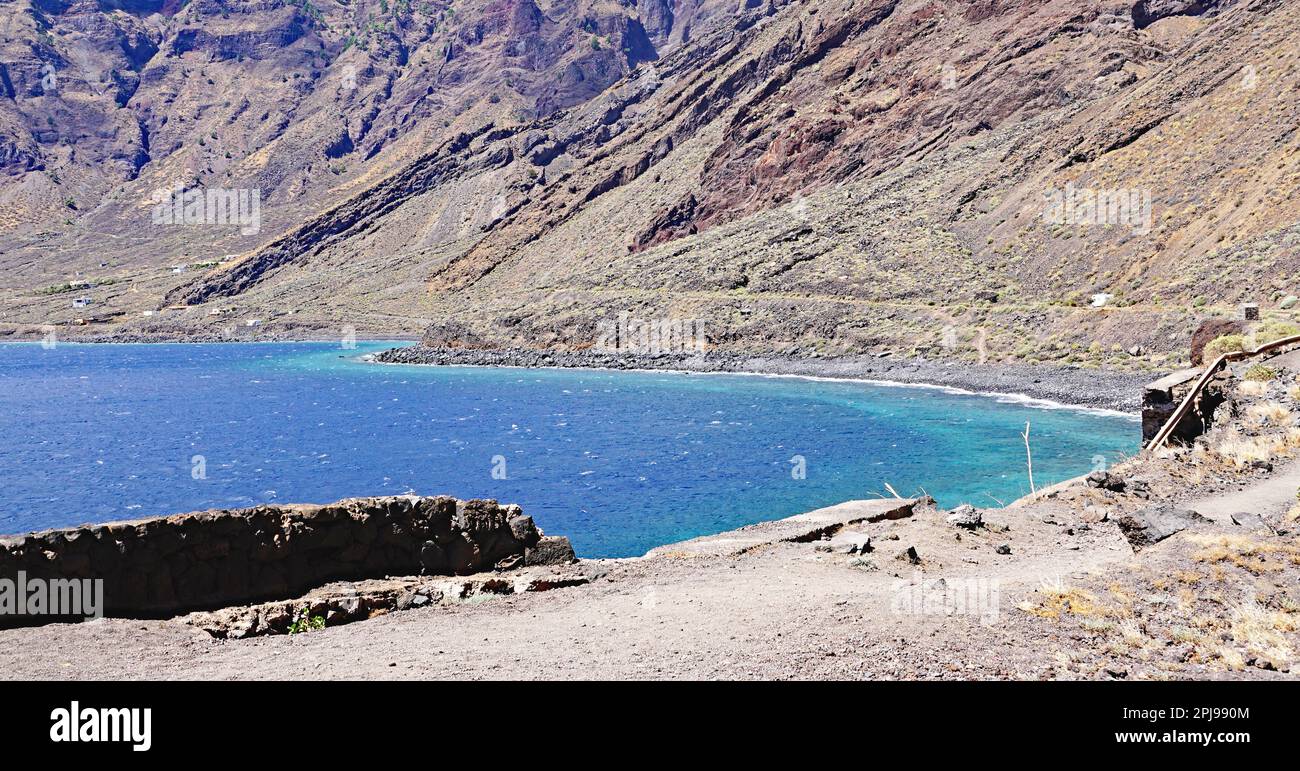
[372, 346, 1150, 413]
[0, 496, 575, 623]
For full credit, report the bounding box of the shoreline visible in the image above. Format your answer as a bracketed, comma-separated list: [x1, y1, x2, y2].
[372, 345, 1152, 414]
[0, 335, 1156, 412]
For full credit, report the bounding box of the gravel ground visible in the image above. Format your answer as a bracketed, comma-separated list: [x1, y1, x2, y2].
[373, 346, 1152, 413]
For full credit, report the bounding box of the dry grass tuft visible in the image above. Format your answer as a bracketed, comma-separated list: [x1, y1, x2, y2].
[1238, 380, 1269, 398]
[1188, 534, 1300, 575]
[1217, 647, 1247, 671]
[1229, 599, 1296, 670]
[1215, 431, 1286, 467]
[1246, 401, 1292, 427]
[1018, 586, 1114, 621]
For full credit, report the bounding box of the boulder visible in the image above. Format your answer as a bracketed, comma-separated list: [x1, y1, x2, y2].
[1230, 512, 1270, 532]
[506, 509, 541, 544]
[827, 532, 872, 554]
[1114, 505, 1209, 550]
[945, 504, 983, 529]
[895, 546, 921, 564]
[1190, 318, 1245, 365]
[419, 541, 448, 573]
[525, 536, 576, 566]
[1086, 470, 1126, 492]
[1280, 295, 1298, 310]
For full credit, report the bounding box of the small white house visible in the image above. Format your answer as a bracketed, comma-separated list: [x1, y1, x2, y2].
[72, 297, 92, 308]
[245, 318, 261, 327]
[1090, 293, 1113, 308]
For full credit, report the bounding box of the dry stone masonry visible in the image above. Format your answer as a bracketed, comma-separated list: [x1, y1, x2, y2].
[0, 495, 574, 623]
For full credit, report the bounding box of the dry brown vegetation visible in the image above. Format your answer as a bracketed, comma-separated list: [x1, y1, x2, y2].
[1019, 534, 1300, 674]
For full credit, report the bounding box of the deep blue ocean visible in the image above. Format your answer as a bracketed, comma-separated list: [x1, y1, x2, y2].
[0, 342, 1140, 557]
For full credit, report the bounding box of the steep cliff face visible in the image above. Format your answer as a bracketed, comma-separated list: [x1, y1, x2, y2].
[0, 0, 685, 254]
[2, 0, 1297, 369]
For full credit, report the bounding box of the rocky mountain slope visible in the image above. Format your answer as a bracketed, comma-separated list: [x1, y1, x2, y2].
[1, 0, 1296, 369]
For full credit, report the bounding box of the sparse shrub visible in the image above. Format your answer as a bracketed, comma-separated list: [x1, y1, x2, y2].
[1203, 334, 1245, 360]
[1228, 599, 1296, 670]
[1254, 320, 1300, 345]
[37, 282, 77, 295]
[1117, 619, 1148, 649]
[1215, 430, 1284, 467]
[1238, 380, 1268, 398]
[1246, 402, 1291, 426]
[1244, 364, 1277, 382]
[287, 605, 325, 634]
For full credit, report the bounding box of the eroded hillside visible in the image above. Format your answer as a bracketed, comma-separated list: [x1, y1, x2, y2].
[1, 0, 1297, 369]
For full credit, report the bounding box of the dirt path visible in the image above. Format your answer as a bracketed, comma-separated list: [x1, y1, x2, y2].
[1186, 458, 1300, 524]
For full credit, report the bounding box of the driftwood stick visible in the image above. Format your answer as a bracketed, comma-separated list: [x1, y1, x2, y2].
[1022, 421, 1036, 494]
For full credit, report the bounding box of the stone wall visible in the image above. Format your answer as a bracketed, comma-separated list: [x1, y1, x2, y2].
[1141, 368, 1232, 446]
[1142, 368, 1200, 444]
[0, 496, 574, 623]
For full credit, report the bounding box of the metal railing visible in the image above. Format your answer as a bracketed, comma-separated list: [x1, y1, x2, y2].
[1146, 333, 1300, 452]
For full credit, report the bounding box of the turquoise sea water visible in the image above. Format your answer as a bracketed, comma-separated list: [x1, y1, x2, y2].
[0, 342, 1139, 557]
